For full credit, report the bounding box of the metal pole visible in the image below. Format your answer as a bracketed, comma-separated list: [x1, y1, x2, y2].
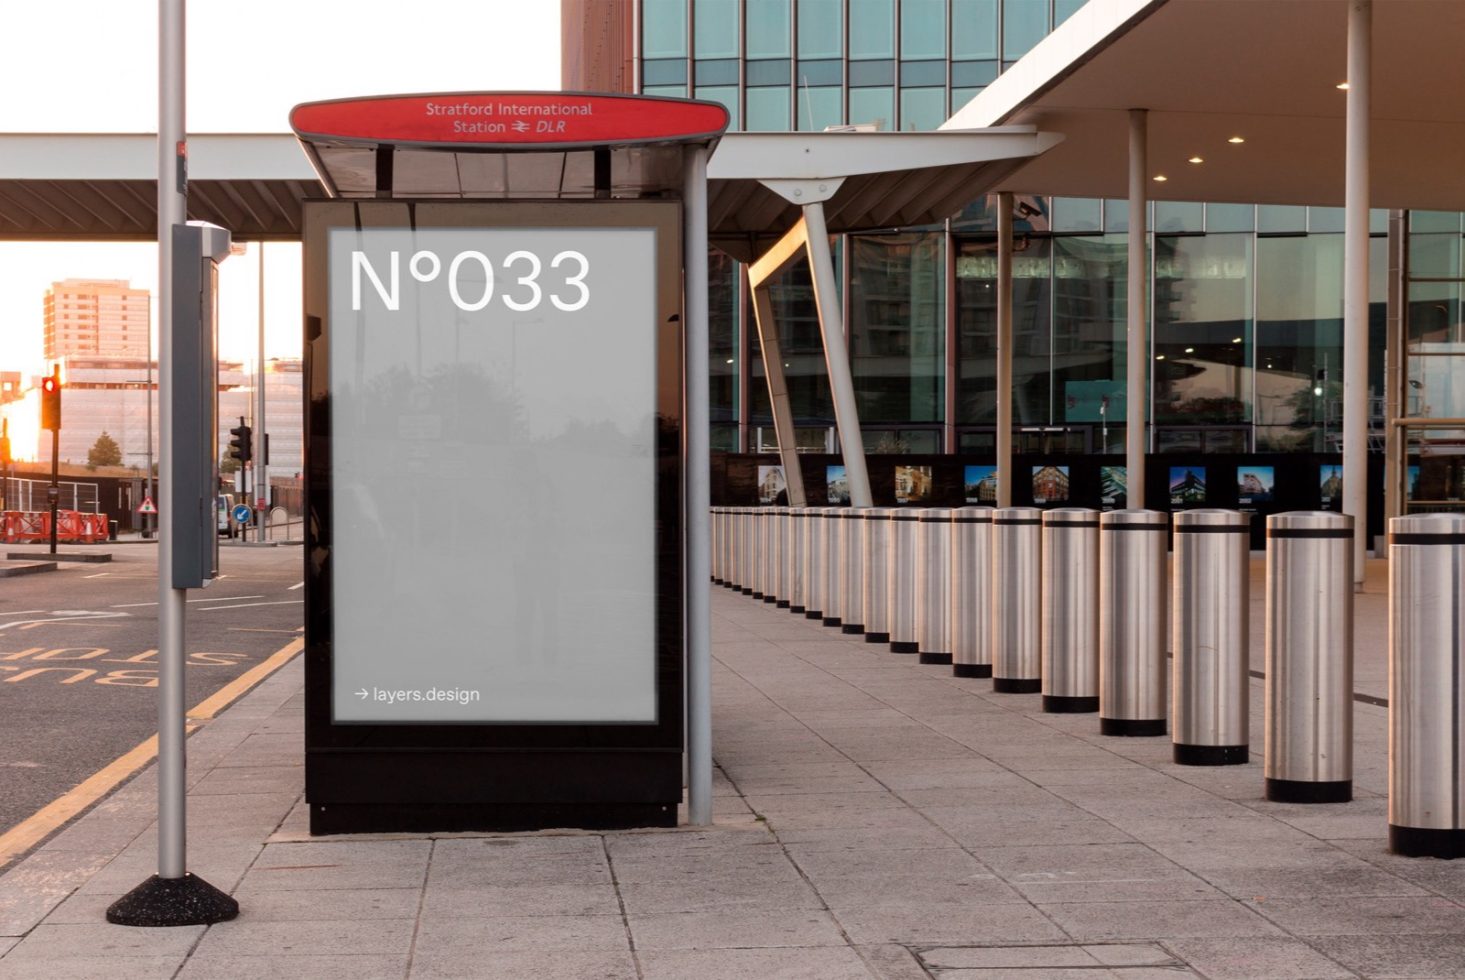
[255, 243, 267, 542]
[156, 0, 187, 881]
[684, 145, 713, 827]
[1127, 109, 1148, 508]
[145, 302, 154, 538]
[803, 201, 873, 508]
[1343, 0, 1371, 587]
[996, 192, 1014, 507]
[48, 424, 59, 555]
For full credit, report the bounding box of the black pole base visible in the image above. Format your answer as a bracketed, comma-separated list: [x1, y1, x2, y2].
[1174, 743, 1249, 766]
[789, 604, 804, 613]
[891, 640, 919, 654]
[919, 651, 953, 665]
[748, 590, 760, 598]
[823, 616, 841, 627]
[764, 596, 778, 604]
[993, 677, 1041, 694]
[1100, 717, 1166, 737]
[1266, 778, 1352, 804]
[841, 623, 864, 635]
[952, 663, 992, 678]
[804, 610, 823, 620]
[864, 631, 891, 644]
[1390, 824, 1465, 859]
[1043, 695, 1099, 713]
[106, 873, 239, 927]
[775, 599, 789, 608]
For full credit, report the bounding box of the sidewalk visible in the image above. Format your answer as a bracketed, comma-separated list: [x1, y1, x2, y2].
[0, 573, 1461, 979]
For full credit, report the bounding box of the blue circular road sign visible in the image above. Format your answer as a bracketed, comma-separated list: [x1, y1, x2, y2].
[232, 504, 252, 524]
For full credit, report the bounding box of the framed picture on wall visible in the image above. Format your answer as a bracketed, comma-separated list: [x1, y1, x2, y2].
[1170, 466, 1207, 507]
[894, 465, 933, 504]
[1032, 465, 1070, 505]
[1238, 466, 1274, 504]
[1320, 464, 1342, 505]
[964, 465, 998, 504]
[757, 465, 787, 505]
[826, 465, 849, 505]
[1099, 466, 1127, 510]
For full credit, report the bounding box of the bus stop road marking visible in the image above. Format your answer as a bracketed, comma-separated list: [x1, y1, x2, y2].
[288, 581, 304, 591]
[0, 635, 304, 868]
[0, 612, 128, 632]
[195, 600, 303, 612]
[111, 595, 266, 608]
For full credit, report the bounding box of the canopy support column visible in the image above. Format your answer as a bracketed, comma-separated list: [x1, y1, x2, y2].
[747, 279, 807, 506]
[996, 192, 1014, 507]
[1343, 0, 1371, 587]
[1127, 108, 1148, 508]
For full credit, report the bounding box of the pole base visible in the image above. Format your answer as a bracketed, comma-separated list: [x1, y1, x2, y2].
[864, 632, 891, 644]
[1390, 824, 1465, 859]
[891, 641, 919, 654]
[747, 590, 760, 598]
[952, 663, 992, 678]
[106, 873, 239, 927]
[788, 604, 803, 613]
[1100, 717, 1166, 737]
[1265, 778, 1351, 804]
[822, 616, 841, 627]
[919, 651, 953, 665]
[1043, 695, 1099, 713]
[773, 599, 787, 607]
[841, 623, 864, 635]
[1174, 743, 1249, 766]
[993, 677, 1041, 694]
[804, 610, 823, 620]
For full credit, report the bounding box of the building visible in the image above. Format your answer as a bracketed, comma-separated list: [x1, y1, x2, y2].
[561, 1, 1416, 524]
[43, 279, 151, 361]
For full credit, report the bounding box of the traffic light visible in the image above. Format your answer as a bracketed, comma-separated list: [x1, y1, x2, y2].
[40, 371, 61, 431]
[228, 417, 252, 464]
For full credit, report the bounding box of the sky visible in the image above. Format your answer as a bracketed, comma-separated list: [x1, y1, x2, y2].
[0, 0, 562, 378]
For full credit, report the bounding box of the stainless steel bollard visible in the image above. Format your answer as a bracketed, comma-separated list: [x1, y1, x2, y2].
[740, 508, 755, 595]
[951, 507, 994, 678]
[1388, 514, 1465, 859]
[840, 509, 865, 634]
[862, 507, 895, 644]
[823, 508, 844, 627]
[1265, 512, 1353, 803]
[788, 508, 806, 613]
[1041, 508, 1100, 713]
[917, 508, 954, 665]
[757, 506, 774, 601]
[889, 510, 921, 654]
[1099, 510, 1169, 736]
[774, 506, 791, 607]
[804, 508, 825, 620]
[1172, 509, 1251, 765]
[992, 507, 1043, 693]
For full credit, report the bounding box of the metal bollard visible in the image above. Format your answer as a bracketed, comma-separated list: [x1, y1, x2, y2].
[951, 507, 994, 678]
[738, 508, 754, 594]
[1099, 510, 1169, 735]
[862, 507, 895, 644]
[788, 508, 806, 613]
[713, 507, 725, 585]
[1172, 509, 1251, 765]
[917, 508, 954, 665]
[889, 510, 921, 654]
[841, 509, 865, 634]
[757, 506, 774, 600]
[1388, 514, 1465, 859]
[1041, 508, 1100, 712]
[823, 508, 844, 627]
[774, 506, 791, 607]
[992, 507, 1043, 693]
[1265, 512, 1353, 804]
[804, 508, 825, 620]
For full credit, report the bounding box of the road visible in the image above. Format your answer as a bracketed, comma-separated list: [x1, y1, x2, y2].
[0, 541, 303, 869]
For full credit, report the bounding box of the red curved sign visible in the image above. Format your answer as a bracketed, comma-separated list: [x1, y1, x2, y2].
[291, 92, 729, 149]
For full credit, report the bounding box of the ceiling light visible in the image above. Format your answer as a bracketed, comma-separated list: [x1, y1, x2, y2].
[1232, 337, 1242, 343]
[1184, 347, 1195, 353]
[1156, 354, 1166, 361]
[1153, 174, 1168, 182]
[725, 358, 734, 364]
[1228, 136, 1245, 144]
[1188, 156, 1204, 164]
[1337, 81, 1349, 90]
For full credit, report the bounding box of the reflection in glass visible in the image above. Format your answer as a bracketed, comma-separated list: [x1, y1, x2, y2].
[849, 87, 894, 130]
[745, 0, 791, 58]
[695, 85, 740, 129]
[1052, 236, 1126, 435]
[849, 0, 895, 59]
[642, 0, 687, 58]
[797, 86, 843, 131]
[750, 253, 834, 425]
[851, 233, 946, 422]
[956, 237, 1052, 424]
[709, 251, 738, 424]
[1002, 0, 1049, 60]
[1254, 235, 1342, 451]
[1152, 234, 1252, 429]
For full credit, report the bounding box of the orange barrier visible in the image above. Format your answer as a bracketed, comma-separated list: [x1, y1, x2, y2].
[2, 510, 107, 544]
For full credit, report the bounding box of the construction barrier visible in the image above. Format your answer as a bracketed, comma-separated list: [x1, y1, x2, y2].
[2, 509, 108, 544]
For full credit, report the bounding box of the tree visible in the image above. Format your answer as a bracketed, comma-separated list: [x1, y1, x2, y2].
[219, 452, 240, 476]
[86, 431, 122, 470]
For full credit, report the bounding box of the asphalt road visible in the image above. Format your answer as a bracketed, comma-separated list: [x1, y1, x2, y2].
[0, 540, 304, 865]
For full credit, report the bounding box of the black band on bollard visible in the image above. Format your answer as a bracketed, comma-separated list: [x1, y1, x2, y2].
[789, 604, 804, 613]
[745, 589, 757, 596]
[1043, 695, 1099, 713]
[891, 640, 919, 654]
[952, 663, 992, 678]
[804, 610, 822, 620]
[1100, 717, 1166, 737]
[841, 623, 864, 634]
[1265, 778, 1352, 804]
[1389, 824, 1465, 859]
[1174, 743, 1249, 766]
[775, 599, 790, 608]
[823, 616, 842, 627]
[864, 632, 891, 644]
[993, 677, 1041, 694]
[919, 651, 953, 665]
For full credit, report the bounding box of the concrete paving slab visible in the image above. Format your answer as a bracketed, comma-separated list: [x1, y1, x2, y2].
[1319, 934, 1465, 978]
[637, 946, 875, 980]
[176, 954, 411, 979]
[1035, 898, 1284, 941]
[192, 917, 417, 957]
[409, 949, 639, 980]
[0, 954, 185, 979]
[918, 944, 1102, 969]
[240, 840, 430, 891]
[832, 903, 1067, 946]
[212, 885, 423, 922]
[1245, 893, 1465, 935]
[412, 913, 629, 953]
[3, 922, 204, 959]
[1164, 936, 1355, 979]
[419, 884, 623, 918]
[627, 909, 847, 950]
[0, 850, 112, 936]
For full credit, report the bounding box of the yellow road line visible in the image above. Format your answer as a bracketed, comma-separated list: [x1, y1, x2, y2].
[0, 635, 303, 868]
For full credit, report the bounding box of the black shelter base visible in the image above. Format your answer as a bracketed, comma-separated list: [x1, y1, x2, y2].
[1100, 717, 1166, 737]
[1043, 695, 1099, 713]
[106, 873, 239, 927]
[952, 663, 992, 678]
[1174, 743, 1249, 766]
[1266, 778, 1352, 804]
[310, 801, 676, 836]
[993, 677, 1041, 694]
[919, 651, 953, 665]
[1390, 824, 1465, 859]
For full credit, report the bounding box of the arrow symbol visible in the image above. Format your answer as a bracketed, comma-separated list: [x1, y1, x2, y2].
[355, 688, 368, 699]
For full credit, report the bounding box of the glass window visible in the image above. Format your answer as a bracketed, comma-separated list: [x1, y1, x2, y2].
[746, 58, 791, 86]
[796, 59, 843, 85]
[1054, 0, 1087, 26]
[797, 0, 843, 59]
[863, 429, 941, 453]
[849, 60, 895, 87]
[1103, 198, 1129, 233]
[849, 87, 894, 129]
[1307, 206, 1345, 233]
[851, 233, 947, 423]
[642, 0, 687, 58]
[694, 59, 739, 85]
[952, 60, 999, 87]
[1411, 210, 1462, 233]
[749, 253, 835, 424]
[746, 86, 792, 130]
[709, 252, 739, 424]
[642, 59, 687, 86]
[900, 60, 947, 86]
[1206, 203, 1254, 233]
[902, 0, 948, 60]
[746, 0, 791, 58]
[951, 86, 982, 110]
[1152, 234, 1254, 429]
[693, 0, 739, 57]
[953, 0, 999, 59]
[956, 237, 1053, 424]
[1052, 236, 1127, 430]
[642, 84, 688, 99]
[1154, 201, 1203, 234]
[797, 86, 843, 131]
[1052, 198, 1102, 233]
[900, 88, 947, 131]
[1409, 227, 1462, 280]
[695, 86, 740, 128]
[1258, 205, 1307, 234]
[849, 0, 895, 59]
[1254, 235, 1343, 451]
[1002, 0, 1049, 61]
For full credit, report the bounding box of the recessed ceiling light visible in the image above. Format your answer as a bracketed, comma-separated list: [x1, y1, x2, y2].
[1153, 174, 1168, 182]
[1156, 354, 1166, 361]
[1337, 81, 1349, 90]
[1232, 337, 1242, 343]
[1184, 347, 1195, 353]
[1228, 136, 1245, 144]
[1188, 156, 1204, 164]
[725, 358, 734, 364]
